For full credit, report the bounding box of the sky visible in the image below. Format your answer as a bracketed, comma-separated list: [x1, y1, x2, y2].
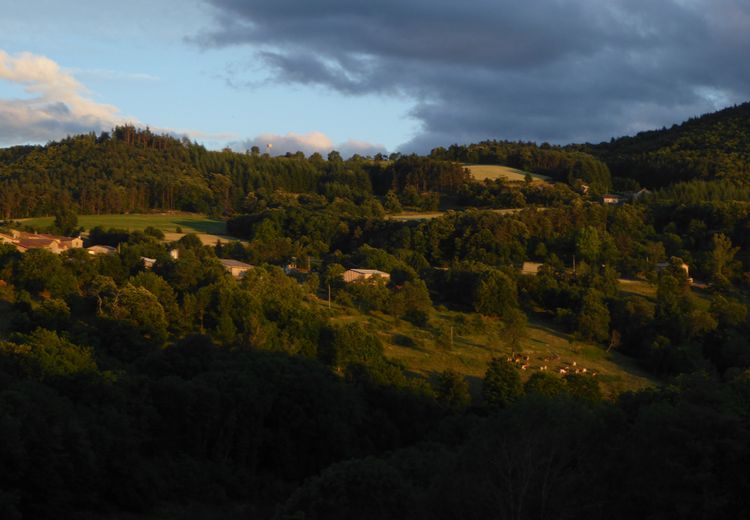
[0, 0, 748, 156]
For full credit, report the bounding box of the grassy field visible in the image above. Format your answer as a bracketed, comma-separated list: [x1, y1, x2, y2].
[619, 277, 711, 310]
[386, 211, 447, 221]
[19, 213, 232, 245]
[618, 278, 657, 299]
[317, 299, 655, 399]
[386, 208, 527, 222]
[466, 164, 552, 182]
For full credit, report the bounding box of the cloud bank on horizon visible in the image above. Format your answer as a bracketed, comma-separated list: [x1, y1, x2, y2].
[0, 50, 129, 144]
[198, 0, 750, 152]
[231, 131, 386, 157]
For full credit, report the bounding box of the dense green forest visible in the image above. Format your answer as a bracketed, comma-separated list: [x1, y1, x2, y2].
[0, 127, 474, 219]
[3, 102, 750, 218]
[583, 102, 750, 187]
[1, 215, 750, 518]
[2, 210, 750, 518]
[3, 103, 750, 518]
[0, 126, 604, 219]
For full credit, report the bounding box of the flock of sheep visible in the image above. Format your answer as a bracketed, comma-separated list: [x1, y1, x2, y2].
[507, 352, 598, 377]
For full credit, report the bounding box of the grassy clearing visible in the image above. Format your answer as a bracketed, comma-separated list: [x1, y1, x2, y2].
[619, 278, 711, 310]
[618, 278, 657, 300]
[21, 212, 226, 234]
[19, 213, 233, 245]
[315, 298, 655, 399]
[466, 164, 551, 182]
[386, 212, 445, 221]
[386, 208, 526, 222]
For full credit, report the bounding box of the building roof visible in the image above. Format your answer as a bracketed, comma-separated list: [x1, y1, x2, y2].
[3, 230, 81, 253]
[87, 245, 117, 253]
[17, 238, 59, 249]
[18, 231, 79, 241]
[348, 268, 389, 275]
[219, 258, 253, 269]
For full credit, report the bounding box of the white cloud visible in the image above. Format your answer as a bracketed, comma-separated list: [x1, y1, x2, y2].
[233, 131, 386, 157]
[0, 50, 236, 148]
[0, 49, 133, 144]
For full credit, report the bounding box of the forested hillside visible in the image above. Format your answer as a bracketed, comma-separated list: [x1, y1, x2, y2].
[2, 205, 750, 518]
[585, 102, 750, 187]
[2, 103, 749, 219]
[3, 105, 750, 518]
[0, 127, 477, 219]
[0, 127, 337, 218]
[431, 140, 612, 194]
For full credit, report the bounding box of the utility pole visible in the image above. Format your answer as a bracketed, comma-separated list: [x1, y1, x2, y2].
[328, 284, 331, 310]
[450, 326, 454, 350]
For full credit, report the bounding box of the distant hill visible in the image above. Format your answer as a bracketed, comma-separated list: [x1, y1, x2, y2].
[584, 102, 750, 187]
[4, 103, 749, 218]
[431, 141, 612, 193]
[0, 127, 502, 220]
[0, 126, 372, 219]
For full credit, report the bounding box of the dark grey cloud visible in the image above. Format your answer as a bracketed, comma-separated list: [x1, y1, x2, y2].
[197, 0, 750, 151]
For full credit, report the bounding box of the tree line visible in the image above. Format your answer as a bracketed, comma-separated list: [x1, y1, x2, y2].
[585, 101, 750, 187]
[0, 127, 504, 219]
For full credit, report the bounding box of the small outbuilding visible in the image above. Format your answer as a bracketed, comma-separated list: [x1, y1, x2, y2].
[342, 268, 391, 283]
[87, 245, 117, 256]
[3, 230, 83, 254]
[219, 258, 254, 278]
[602, 194, 625, 205]
[520, 262, 543, 275]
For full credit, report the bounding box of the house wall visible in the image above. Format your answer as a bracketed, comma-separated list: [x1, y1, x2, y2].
[342, 270, 390, 283]
[228, 267, 250, 278]
[343, 270, 364, 283]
